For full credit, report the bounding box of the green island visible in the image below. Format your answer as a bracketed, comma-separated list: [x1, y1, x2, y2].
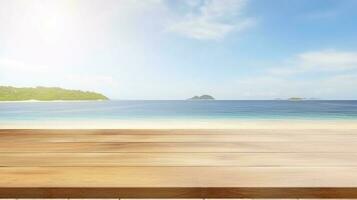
[0, 86, 109, 101]
[288, 97, 305, 101]
[188, 95, 215, 100]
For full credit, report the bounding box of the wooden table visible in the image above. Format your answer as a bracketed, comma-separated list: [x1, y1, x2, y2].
[1, 129, 357, 198]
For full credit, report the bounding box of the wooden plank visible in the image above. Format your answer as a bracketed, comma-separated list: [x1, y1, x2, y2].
[1, 167, 357, 187]
[1, 153, 357, 167]
[1, 142, 357, 153]
[1, 129, 357, 198]
[3, 133, 357, 142]
[2, 187, 357, 198]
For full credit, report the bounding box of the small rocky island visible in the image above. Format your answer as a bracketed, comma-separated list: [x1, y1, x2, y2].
[288, 97, 305, 101]
[187, 95, 215, 100]
[0, 86, 108, 101]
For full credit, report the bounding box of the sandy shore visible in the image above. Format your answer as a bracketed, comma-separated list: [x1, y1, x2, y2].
[1, 119, 357, 129]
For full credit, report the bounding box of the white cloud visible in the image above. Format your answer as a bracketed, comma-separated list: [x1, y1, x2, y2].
[269, 49, 357, 76]
[228, 49, 357, 99]
[168, 0, 254, 40]
[298, 50, 357, 70]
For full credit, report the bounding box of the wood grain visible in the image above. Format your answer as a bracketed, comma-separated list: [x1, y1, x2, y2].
[1, 142, 357, 153]
[2, 187, 357, 198]
[2, 166, 357, 187]
[1, 129, 357, 198]
[1, 153, 357, 167]
[2, 133, 357, 142]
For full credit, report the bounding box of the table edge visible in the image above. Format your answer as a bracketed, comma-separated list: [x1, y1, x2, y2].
[1, 187, 357, 198]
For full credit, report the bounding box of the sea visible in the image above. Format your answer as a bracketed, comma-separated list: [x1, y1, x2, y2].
[1, 100, 357, 123]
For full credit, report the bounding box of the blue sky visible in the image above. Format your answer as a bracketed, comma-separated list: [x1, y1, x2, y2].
[0, 0, 357, 99]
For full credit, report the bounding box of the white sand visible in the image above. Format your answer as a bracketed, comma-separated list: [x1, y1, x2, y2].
[1, 119, 357, 129]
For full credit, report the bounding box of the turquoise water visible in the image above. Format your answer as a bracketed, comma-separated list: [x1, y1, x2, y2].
[1, 100, 357, 122]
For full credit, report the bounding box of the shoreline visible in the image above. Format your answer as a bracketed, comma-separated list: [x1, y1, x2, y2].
[1, 119, 357, 129]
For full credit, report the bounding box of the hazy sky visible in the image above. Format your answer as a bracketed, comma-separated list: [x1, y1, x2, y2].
[1, 0, 357, 99]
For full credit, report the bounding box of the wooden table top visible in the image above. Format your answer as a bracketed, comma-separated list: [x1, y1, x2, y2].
[1, 129, 357, 198]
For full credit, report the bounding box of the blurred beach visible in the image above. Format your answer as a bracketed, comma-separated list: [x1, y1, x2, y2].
[1, 119, 357, 129]
[2, 100, 357, 129]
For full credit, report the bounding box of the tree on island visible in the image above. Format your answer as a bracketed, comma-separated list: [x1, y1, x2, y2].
[188, 95, 215, 100]
[0, 86, 108, 101]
